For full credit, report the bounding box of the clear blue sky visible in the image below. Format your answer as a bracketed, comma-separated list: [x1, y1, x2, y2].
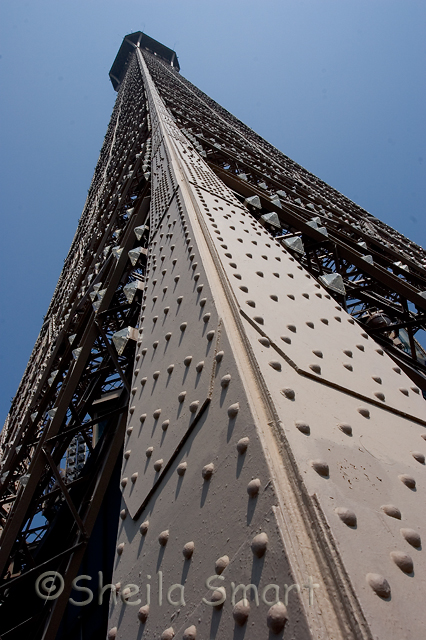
[0, 0, 425, 424]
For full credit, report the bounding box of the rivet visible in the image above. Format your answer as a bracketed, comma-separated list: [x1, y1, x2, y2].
[237, 437, 249, 453]
[164, 306, 170, 314]
[421, 434, 426, 441]
[344, 364, 353, 371]
[196, 361, 204, 372]
[309, 364, 321, 374]
[129, 406, 135, 414]
[239, 285, 249, 292]
[180, 322, 187, 331]
[196, 283, 203, 291]
[233, 273, 242, 279]
[215, 351, 224, 362]
[270, 294, 278, 301]
[372, 376, 382, 384]
[343, 350, 353, 358]
[247, 478, 261, 497]
[202, 463, 214, 480]
[256, 271, 264, 277]
[153, 371, 160, 380]
[189, 400, 199, 413]
[138, 604, 149, 622]
[338, 423, 352, 436]
[126, 426, 133, 435]
[178, 391, 186, 403]
[165, 332, 172, 341]
[210, 590, 225, 608]
[184, 356, 192, 366]
[207, 330, 215, 340]
[287, 324, 296, 333]
[215, 555, 229, 574]
[366, 573, 390, 598]
[182, 541, 195, 559]
[400, 528, 421, 547]
[253, 316, 264, 325]
[361, 332, 369, 339]
[167, 364, 174, 374]
[174, 276, 180, 283]
[335, 316, 342, 322]
[398, 474, 416, 489]
[124, 450, 131, 459]
[117, 543, 125, 555]
[246, 300, 256, 307]
[269, 361, 282, 371]
[310, 460, 329, 476]
[320, 318, 329, 325]
[120, 509, 127, 520]
[259, 337, 270, 346]
[374, 392, 386, 401]
[411, 387, 420, 394]
[233, 600, 250, 626]
[146, 447, 153, 457]
[251, 532, 268, 558]
[158, 530, 169, 546]
[306, 321, 314, 328]
[108, 627, 117, 639]
[177, 462, 187, 476]
[228, 403, 239, 418]
[140, 413, 147, 423]
[356, 344, 365, 351]
[335, 507, 357, 526]
[131, 470, 138, 483]
[281, 388, 295, 400]
[160, 627, 175, 640]
[141, 377, 147, 386]
[267, 602, 288, 634]
[183, 625, 197, 640]
[200, 298, 207, 307]
[381, 504, 401, 519]
[154, 459, 163, 472]
[295, 421, 310, 435]
[393, 366, 401, 374]
[153, 316, 158, 323]
[141, 348, 147, 355]
[153, 341, 159, 349]
[177, 296, 183, 304]
[161, 420, 170, 431]
[281, 336, 291, 344]
[376, 348, 384, 355]
[221, 374, 231, 387]
[411, 451, 425, 464]
[358, 407, 369, 418]
[153, 409, 161, 419]
[287, 294, 295, 300]
[121, 477, 128, 488]
[312, 350, 323, 358]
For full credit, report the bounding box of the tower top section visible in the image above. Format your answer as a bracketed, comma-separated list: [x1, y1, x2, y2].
[109, 31, 179, 90]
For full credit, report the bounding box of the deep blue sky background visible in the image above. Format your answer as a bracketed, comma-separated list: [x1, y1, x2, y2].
[1, 0, 425, 425]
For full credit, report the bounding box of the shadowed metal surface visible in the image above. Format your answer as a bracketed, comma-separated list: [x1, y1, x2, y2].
[0, 32, 425, 640]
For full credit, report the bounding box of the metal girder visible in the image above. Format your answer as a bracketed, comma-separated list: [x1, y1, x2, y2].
[1, 32, 426, 640]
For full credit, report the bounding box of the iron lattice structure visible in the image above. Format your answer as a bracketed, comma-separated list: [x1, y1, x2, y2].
[0, 32, 425, 640]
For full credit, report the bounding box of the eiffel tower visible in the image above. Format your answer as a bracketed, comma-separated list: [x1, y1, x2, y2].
[1, 32, 425, 640]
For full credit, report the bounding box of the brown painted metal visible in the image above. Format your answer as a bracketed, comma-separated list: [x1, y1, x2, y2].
[1, 32, 426, 640]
